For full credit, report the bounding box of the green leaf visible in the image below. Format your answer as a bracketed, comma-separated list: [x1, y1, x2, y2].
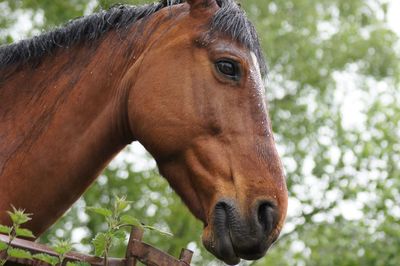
[66, 261, 91, 266]
[7, 247, 32, 259]
[86, 207, 112, 218]
[114, 195, 132, 214]
[92, 233, 108, 257]
[112, 230, 126, 241]
[143, 225, 173, 237]
[0, 225, 12, 235]
[120, 215, 142, 227]
[0, 241, 8, 251]
[33, 253, 59, 266]
[53, 240, 73, 256]
[7, 206, 32, 225]
[15, 228, 35, 238]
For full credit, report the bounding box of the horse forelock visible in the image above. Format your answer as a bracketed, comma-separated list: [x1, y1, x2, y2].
[0, 0, 266, 76]
[212, 0, 267, 76]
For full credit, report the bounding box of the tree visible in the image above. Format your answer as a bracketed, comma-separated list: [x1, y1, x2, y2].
[0, 0, 399, 265]
[244, 0, 400, 265]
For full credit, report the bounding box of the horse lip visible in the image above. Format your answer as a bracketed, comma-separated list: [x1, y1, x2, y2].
[224, 236, 241, 265]
[205, 233, 240, 265]
[227, 225, 242, 262]
[203, 204, 240, 265]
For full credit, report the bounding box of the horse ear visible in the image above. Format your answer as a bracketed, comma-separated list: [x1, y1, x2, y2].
[186, 0, 219, 11]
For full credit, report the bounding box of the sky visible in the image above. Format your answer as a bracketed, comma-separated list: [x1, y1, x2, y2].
[388, 0, 400, 35]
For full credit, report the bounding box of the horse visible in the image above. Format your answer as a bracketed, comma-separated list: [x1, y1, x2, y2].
[0, 0, 288, 264]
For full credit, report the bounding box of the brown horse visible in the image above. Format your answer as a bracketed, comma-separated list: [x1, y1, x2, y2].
[0, 0, 288, 264]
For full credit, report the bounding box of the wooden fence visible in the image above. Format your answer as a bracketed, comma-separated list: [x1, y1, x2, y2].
[0, 226, 193, 266]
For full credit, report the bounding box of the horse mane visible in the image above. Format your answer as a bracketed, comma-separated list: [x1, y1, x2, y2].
[0, 0, 266, 75]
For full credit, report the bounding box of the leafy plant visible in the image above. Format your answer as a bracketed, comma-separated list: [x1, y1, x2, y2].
[34, 239, 90, 266]
[0, 206, 35, 265]
[87, 195, 172, 266]
[0, 207, 90, 266]
[53, 239, 74, 265]
[0, 195, 170, 266]
[33, 253, 60, 266]
[66, 262, 92, 266]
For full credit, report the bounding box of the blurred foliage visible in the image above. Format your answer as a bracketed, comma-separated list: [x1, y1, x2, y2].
[1, 0, 399, 265]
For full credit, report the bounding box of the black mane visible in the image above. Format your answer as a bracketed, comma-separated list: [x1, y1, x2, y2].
[0, 0, 266, 75]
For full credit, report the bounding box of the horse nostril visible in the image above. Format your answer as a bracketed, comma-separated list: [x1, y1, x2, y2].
[257, 201, 277, 235]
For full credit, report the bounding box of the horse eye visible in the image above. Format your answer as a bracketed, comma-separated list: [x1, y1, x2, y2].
[215, 60, 240, 81]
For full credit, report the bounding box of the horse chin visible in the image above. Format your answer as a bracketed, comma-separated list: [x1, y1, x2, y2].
[202, 226, 271, 265]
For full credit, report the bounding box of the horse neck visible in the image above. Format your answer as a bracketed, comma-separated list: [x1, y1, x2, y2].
[0, 29, 141, 233]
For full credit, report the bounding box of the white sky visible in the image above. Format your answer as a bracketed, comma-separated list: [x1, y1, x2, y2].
[388, 0, 400, 35]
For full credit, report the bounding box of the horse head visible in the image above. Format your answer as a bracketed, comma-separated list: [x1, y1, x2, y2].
[125, 0, 288, 263]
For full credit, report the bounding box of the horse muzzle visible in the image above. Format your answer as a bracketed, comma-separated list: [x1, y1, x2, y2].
[202, 199, 279, 265]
